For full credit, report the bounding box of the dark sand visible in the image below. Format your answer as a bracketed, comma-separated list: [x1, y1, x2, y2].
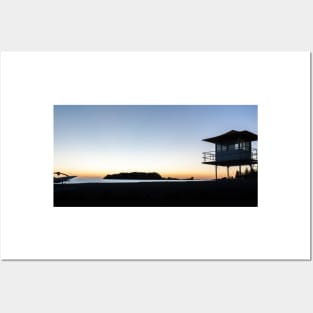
[54, 178, 257, 207]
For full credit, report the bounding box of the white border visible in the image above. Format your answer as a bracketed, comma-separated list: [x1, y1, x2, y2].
[0, 52, 310, 259]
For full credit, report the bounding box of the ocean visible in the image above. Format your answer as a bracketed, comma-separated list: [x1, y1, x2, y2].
[62, 177, 210, 184]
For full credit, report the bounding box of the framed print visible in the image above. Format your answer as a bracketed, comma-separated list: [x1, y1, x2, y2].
[0, 52, 310, 260]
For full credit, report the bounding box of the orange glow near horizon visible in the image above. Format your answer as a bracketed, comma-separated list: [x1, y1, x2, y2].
[53, 165, 249, 180]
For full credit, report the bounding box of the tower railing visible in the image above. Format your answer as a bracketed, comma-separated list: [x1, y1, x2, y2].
[251, 148, 258, 160]
[202, 151, 216, 162]
[202, 149, 258, 162]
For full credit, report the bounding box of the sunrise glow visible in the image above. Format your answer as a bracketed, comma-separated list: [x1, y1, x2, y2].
[54, 105, 257, 179]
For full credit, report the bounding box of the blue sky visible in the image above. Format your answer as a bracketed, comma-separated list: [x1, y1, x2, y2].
[54, 105, 257, 179]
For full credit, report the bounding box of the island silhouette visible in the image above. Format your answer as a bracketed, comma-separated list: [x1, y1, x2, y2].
[103, 172, 194, 180]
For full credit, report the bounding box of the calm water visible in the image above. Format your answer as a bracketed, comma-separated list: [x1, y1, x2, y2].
[63, 177, 211, 184]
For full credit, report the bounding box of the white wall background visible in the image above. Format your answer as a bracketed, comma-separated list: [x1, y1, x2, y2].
[0, 1, 312, 313]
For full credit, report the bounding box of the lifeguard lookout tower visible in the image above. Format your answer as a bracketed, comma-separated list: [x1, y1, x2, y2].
[202, 130, 258, 180]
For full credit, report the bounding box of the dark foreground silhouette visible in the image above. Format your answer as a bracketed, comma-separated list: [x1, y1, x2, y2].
[54, 177, 257, 207]
[53, 172, 76, 184]
[104, 172, 162, 180]
[103, 171, 193, 180]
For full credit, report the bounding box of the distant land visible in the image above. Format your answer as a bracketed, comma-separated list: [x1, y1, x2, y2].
[103, 172, 194, 180]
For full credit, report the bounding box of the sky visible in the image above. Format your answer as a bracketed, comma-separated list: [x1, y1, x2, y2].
[54, 105, 257, 179]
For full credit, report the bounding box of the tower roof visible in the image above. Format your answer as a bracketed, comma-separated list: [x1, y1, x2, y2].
[202, 130, 258, 144]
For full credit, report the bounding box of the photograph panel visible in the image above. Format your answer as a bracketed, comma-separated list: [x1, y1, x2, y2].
[54, 105, 258, 207]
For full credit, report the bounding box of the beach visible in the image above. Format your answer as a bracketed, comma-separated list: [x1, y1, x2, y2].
[54, 178, 257, 207]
